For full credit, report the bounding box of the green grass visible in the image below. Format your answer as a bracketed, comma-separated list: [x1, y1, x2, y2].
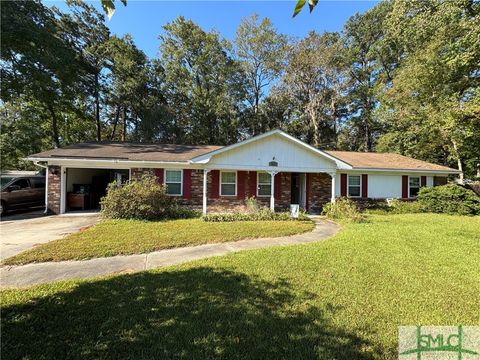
[1, 214, 479, 359]
[2, 219, 314, 265]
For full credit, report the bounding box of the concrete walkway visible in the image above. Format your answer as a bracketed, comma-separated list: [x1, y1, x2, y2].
[0, 218, 339, 288]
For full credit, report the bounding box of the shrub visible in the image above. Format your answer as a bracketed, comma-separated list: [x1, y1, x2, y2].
[202, 208, 310, 222]
[165, 203, 201, 219]
[388, 199, 426, 214]
[322, 197, 366, 222]
[101, 174, 196, 220]
[363, 199, 390, 211]
[417, 184, 480, 216]
[244, 196, 259, 213]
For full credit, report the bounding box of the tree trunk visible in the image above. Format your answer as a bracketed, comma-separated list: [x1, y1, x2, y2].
[122, 107, 127, 142]
[451, 139, 464, 182]
[110, 105, 121, 140]
[308, 106, 320, 147]
[47, 104, 61, 148]
[254, 89, 260, 134]
[365, 119, 371, 151]
[364, 100, 373, 151]
[134, 113, 139, 141]
[94, 72, 101, 142]
[331, 97, 338, 148]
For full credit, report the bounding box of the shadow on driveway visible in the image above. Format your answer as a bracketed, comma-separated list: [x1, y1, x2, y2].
[0, 208, 46, 222]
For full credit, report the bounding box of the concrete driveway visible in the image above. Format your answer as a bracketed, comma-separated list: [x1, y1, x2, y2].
[0, 212, 99, 260]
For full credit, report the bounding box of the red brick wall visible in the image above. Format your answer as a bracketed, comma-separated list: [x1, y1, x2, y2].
[306, 173, 331, 214]
[131, 168, 154, 179]
[129, 168, 331, 214]
[47, 165, 61, 214]
[47, 166, 331, 215]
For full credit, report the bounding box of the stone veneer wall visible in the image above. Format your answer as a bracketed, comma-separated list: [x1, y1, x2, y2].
[47, 165, 61, 214]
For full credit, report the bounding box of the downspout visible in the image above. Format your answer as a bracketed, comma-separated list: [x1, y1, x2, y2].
[33, 161, 49, 214]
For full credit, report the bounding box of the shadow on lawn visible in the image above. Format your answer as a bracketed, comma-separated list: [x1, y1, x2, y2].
[2, 267, 375, 359]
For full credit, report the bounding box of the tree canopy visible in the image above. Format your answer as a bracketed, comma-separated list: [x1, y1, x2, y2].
[1, 0, 479, 178]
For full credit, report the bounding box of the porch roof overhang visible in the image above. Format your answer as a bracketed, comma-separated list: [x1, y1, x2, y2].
[26, 156, 339, 174]
[25, 156, 198, 169]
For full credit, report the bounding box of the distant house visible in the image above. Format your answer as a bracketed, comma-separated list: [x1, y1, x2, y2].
[27, 129, 461, 215]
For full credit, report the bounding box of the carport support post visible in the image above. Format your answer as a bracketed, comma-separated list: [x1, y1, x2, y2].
[60, 166, 66, 214]
[268, 171, 278, 212]
[202, 169, 210, 216]
[329, 172, 336, 203]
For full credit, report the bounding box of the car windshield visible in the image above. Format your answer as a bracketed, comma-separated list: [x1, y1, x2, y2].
[1, 177, 14, 189]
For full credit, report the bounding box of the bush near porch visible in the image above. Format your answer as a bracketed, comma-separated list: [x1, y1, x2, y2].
[203, 197, 310, 222]
[355, 185, 480, 216]
[2, 214, 478, 359]
[202, 209, 310, 222]
[100, 174, 199, 220]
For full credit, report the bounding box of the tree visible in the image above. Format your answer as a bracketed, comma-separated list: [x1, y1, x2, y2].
[104, 35, 150, 141]
[376, 0, 480, 178]
[234, 14, 287, 135]
[1, 0, 86, 148]
[57, 2, 110, 141]
[340, 3, 393, 151]
[158, 17, 245, 145]
[281, 32, 347, 148]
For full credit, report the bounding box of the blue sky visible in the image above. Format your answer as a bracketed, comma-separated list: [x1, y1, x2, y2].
[49, 1, 378, 58]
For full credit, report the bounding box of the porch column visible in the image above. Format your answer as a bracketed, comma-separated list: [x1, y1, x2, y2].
[268, 171, 278, 212]
[329, 172, 336, 203]
[202, 169, 210, 216]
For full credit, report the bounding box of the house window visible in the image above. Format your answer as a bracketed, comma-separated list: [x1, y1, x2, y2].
[165, 170, 182, 196]
[409, 176, 420, 198]
[348, 175, 361, 197]
[220, 171, 236, 196]
[257, 172, 272, 197]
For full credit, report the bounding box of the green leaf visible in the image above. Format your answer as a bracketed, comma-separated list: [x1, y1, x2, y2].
[100, 0, 115, 19]
[308, 0, 318, 13]
[293, 0, 306, 17]
[100, 0, 127, 19]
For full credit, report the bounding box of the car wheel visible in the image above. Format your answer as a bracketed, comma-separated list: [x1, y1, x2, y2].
[0, 201, 6, 216]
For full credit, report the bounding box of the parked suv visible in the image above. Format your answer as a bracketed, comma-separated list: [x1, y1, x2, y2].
[0, 175, 46, 216]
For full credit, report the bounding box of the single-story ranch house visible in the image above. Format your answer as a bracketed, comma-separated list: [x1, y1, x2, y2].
[27, 129, 461, 215]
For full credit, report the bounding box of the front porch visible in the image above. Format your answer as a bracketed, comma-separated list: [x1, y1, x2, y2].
[199, 170, 335, 215]
[131, 168, 336, 215]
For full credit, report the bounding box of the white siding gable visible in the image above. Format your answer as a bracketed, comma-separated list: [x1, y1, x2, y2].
[207, 134, 337, 172]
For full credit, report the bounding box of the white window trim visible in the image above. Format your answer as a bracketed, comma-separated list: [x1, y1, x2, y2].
[347, 174, 362, 198]
[219, 170, 237, 197]
[164, 169, 183, 196]
[408, 175, 420, 199]
[256, 171, 272, 197]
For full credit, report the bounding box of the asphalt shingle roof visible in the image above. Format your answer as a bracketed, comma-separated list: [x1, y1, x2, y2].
[29, 142, 458, 172]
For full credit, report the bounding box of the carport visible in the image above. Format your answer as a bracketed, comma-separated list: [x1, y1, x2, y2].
[64, 167, 129, 212]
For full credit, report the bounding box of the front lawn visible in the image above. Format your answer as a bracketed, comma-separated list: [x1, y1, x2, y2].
[1, 214, 479, 359]
[2, 219, 314, 265]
